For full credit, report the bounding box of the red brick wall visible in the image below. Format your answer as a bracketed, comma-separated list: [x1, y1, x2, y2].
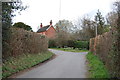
[45, 26, 56, 39]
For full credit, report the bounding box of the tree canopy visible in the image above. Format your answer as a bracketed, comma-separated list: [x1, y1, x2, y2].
[55, 19, 74, 33]
[94, 10, 105, 35]
[13, 22, 33, 31]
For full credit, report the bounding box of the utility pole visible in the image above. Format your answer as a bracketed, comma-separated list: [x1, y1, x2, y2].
[94, 21, 97, 37]
[96, 25, 97, 37]
[59, 0, 62, 27]
[59, 0, 61, 20]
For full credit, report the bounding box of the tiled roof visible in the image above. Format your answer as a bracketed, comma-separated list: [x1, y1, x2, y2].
[37, 25, 50, 33]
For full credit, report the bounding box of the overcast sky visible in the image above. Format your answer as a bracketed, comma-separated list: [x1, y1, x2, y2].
[12, 0, 115, 32]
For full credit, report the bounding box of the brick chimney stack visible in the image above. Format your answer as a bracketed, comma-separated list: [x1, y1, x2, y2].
[50, 20, 52, 25]
[40, 23, 42, 28]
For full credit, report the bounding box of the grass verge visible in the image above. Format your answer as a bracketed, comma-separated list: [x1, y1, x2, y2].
[50, 48, 88, 52]
[2, 51, 54, 78]
[86, 52, 110, 78]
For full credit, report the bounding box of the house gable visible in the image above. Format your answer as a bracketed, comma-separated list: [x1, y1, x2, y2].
[37, 20, 56, 38]
[45, 26, 56, 38]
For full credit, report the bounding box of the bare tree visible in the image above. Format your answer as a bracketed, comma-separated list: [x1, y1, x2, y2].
[75, 17, 96, 41]
[54, 20, 74, 47]
[106, 11, 118, 27]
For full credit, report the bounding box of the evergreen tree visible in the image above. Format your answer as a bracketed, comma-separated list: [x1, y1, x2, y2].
[95, 10, 105, 35]
[13, 22, 33, 32]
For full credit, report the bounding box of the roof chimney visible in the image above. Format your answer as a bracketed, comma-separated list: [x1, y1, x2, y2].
[40, 23, 42, 28]
[50, 20, 52, 25]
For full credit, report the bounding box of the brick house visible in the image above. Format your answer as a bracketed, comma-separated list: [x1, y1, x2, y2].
[37, 20, 56, 39]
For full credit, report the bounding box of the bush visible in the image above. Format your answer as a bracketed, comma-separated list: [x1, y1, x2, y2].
[13, 22, 33, 32]
[3, 27, 48, 59]
[48, 39, 89, 50]
[67, 40, 76, 48]
[48, 39, 57, 48]
[74, 41, 89, 50]
[89, 29, 120, 78]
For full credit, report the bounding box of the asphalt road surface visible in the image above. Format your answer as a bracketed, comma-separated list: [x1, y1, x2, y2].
[16, 49, 88, 78]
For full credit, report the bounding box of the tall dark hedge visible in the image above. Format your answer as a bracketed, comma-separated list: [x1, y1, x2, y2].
[74, 41, 89, 50]
[2, 1, 26, 59]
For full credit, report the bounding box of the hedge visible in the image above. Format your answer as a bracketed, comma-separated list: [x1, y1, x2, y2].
[74, 41, 89, 50]
[49, 39, 89, 50]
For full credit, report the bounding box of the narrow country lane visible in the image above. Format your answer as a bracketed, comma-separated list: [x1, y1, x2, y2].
[16, 49, 88, 78]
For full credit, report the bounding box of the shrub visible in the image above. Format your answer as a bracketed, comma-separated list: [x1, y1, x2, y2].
[67, 40, 76, 48]
[3, 27, 48, 59]
[13, 22, 33, 32]
[74, 41, 89, 50]
[89, 29, 120, 78]
[48, 39, 57, 48]
[48, 39, 89, 50]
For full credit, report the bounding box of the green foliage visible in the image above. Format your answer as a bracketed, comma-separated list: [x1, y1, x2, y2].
[13, 22, 33, 31]
[103, 25, 110, 32]
[95, 10, 105, 35]
[2, 1, 26, 28]
[89, 29, 120, 78]
[108, 1, 120, 78]
[89, 2, 120, 78]
[2, 1, 26, 34]
[86, 52, 110, 78]
[48, 39, 89, 50]
[48, 39, 57, 48]
[74, 41, 89, 50]
[2, 51, 54, 78]
[67, 40, 76, 48]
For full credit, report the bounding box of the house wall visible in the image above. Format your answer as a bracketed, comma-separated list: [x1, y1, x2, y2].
[45, 26, 56, 39]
